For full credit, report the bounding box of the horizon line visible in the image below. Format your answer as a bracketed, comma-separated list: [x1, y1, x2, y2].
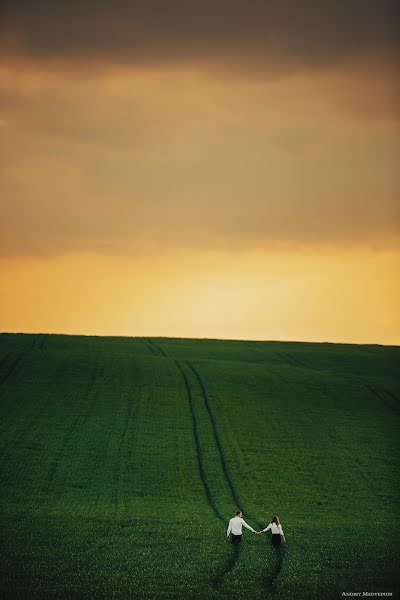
[1, 331, 398, 349]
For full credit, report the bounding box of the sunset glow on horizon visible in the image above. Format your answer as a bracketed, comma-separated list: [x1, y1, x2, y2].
[0, 1, 399, 345]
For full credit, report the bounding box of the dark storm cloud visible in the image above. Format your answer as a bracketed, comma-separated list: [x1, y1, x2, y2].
[0, 0, 398, 69]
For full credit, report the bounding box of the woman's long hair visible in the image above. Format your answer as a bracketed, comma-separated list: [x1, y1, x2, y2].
[271, 516, 281, 525]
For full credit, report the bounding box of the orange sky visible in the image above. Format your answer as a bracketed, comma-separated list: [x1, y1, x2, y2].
[0, 1, 399, 344]
[1, 248, 399, 344]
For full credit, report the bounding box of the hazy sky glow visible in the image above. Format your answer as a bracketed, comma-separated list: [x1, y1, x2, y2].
[0, 1, 399, 343]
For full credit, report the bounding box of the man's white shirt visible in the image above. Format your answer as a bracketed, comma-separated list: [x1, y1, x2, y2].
[227, 516, 255, 537]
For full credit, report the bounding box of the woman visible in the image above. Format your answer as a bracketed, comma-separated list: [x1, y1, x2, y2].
[260, 516, 286, 546]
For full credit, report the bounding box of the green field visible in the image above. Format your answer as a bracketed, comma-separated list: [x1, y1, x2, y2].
[0, 333, 399, 599]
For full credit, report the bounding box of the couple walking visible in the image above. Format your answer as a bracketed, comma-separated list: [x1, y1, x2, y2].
[227, 510, 286, 547]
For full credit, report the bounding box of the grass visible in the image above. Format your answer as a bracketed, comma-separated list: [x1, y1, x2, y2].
[0, 333, 399, 599]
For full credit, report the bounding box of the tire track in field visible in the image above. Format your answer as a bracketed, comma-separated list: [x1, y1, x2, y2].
[141, 341, 283, 591]
[139, 338, 165, 357]
[38, 334, 48, 349]
[113, 375, 139, 515]
[175, 360, 224, 521]
[146, 338, 167, 357]
[277, 351, 332, 403]
[279, 349, 398, 415]
[31, 334, 43, 350]
[277, 352, 302, 369]
[186, 361, 283, 592]
[31, 333, 48, 350]
[279, 352, 399, 415]
[0, 337, 48, 420]
[365, 384, 400, 413]
[141, 341, 231, 525]
[0, 353, 25, 442]
[0, 352, 60, 467]
[139, 337, 157, 356]
[42, 354, 102, 503]
[175, 360, 241, 590]
[383, 388, 400, 407]
[277, 352, 330, 396]
[185, 361, 241, 509]
[0, 353, 24, 388]
[30, 335, 38, 349]
[0, 352, 26, 429]
[0, 353, 11, 372]
[114, 403, 136, 513]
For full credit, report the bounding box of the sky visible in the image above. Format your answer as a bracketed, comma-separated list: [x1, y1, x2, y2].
[0, 1, 399, 344]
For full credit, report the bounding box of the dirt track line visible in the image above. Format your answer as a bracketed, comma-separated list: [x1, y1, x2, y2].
[43, 354, 102, 502]
[185, 361, 242, 510]
[383, 388, 400, 407]
[186, 360, 285, 592]
[0, 354, 24, 445]
[139, 338, 164, 357]
[175, 360, 223, 522]
[0, 353, 11, 372]
[145, 343, 241, 587]
[185, 362, 267, 523]
[38, 334, 48, 349]
[175, 359, 242, 590]
[147, 339, 167, 357]
[0, 352, 55, 462]
[114, 394, 138, 514]
[278, 352, 324, 380]
[139, 338, 157, 356]
[185, 362, 257, 587]
[30, 333, 47, 350]
[113, 357, 140, 514]
[366, 384, 399, 413]
[277, 352, 305, 370]
[0, 354, 23, 388]
[31, 334, 43, 350]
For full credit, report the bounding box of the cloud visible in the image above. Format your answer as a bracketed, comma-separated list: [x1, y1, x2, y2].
[0, 67, 398, 258]
[0, 2, 398, 259]
[0, 0, 398, 74]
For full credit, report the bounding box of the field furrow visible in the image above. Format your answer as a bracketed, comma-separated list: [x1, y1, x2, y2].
[175, 360, 222, 521]
[186, 360, 287, 595]
[147, 339, 167, 357]
[140, 338, 158, 356]
[0, 353, 24, 388]
[185, 361, 241, 508]
[41, 353, 102, 503]
[175, 359, 246, 591]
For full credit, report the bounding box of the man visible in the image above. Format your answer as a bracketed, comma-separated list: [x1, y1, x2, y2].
[226, 510, 259, 545]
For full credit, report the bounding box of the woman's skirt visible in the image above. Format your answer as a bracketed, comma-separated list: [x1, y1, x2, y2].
[271, 534, 282, 547]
